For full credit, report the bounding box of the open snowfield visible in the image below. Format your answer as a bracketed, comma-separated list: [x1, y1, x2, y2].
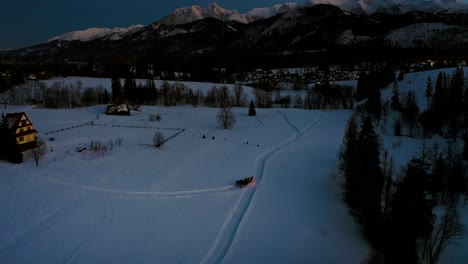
[0, 105, 368, 263]
[2, 66, 468, 263]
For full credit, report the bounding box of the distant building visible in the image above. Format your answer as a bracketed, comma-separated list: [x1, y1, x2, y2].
[5, 112, 38, 151]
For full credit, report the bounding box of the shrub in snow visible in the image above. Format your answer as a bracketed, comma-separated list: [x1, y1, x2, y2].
[149, 114, 162, 122]
[115, 137, 123, 147]
[32, 140, 46, 167]
[153, 131, 165, 148]
[248, 100, 256, 116]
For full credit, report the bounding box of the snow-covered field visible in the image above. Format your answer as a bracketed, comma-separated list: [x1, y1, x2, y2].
[0, 105, 368, 263]
[2, 67, 468, 263]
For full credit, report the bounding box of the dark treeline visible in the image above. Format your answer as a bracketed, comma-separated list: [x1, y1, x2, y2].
[1, 77, 249, 109]
[420, 68, 468, 138]
[304, 82, 354, 110]
[339, 67, 468, 263]
[340, 114, 467, 263]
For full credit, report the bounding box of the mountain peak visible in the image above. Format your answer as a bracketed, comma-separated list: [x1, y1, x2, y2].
[160, 2, 249, 25]
[48, 25, 144, 42]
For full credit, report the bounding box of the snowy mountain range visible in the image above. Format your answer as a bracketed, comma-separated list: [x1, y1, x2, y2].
[306, 0, 468, 13]
[47, 2, 298, 42]
[48, 25, 145, 43]
[46, 1, 468, 43]
[3, 1, 467, 62]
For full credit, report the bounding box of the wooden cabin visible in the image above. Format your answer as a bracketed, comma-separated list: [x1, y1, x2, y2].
[5, 112, 38, 151]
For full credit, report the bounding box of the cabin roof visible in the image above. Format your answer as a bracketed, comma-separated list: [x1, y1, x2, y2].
[4, 112, 37, 133]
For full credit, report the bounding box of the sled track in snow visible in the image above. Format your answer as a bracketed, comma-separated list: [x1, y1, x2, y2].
[200, 111, 325, 264]
[63, 203, 112, 264]
[0, 195, 89, 260]
[40, 176, 237, 198]
[276, 110, 300, 133]
[2, 162, 237, 198]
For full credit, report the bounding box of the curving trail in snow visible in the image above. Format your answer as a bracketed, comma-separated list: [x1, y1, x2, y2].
[275, 110, 300, 133]
[0, 195, 89, 260]
[38, 176, 237, 198]
[1, 163, 237, 198]
[63, 204, 112, 264]
[199, 111, 325, 264]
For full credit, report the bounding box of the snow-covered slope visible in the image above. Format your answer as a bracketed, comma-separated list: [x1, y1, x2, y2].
[384, 22, 468, 48]
[245, 2, 300, 20]
[306, 0, 468, 13]
[48, 25, 144, 42]
[0, 102, 368, 263]
[160, 2, 249, 25]
[159, 2, 304, 25]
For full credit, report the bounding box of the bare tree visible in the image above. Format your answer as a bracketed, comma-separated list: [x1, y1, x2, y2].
[32, 140, 46, 167]
[217, 104, 236, 129]
[153, 131, 165, 148]
[232, 83, 246, 107]
[424, 197, 464, 264]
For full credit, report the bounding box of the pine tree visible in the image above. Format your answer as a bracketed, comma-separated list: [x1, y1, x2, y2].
[385, 158, 434, 263]
[449, 67, 464, 115]
[463, 134, 468, 161]
[391, 80, 401, 111]
[426, 76, 433, 110]
[355, 70, 368, 101]
[340, 115, 359, 207]
[394, 119, 402, 136]
[354, 116, 384, 235]
[432, 72, 449, 116]
[367, 85, 382, 121]
[111, 77, 122, 103]
[402, 91, 420, 137]
[0, 113, 8, 159]
[123, 77, 136, 103]
[102, 89, 110, 104]
[248, 100, 256, 116]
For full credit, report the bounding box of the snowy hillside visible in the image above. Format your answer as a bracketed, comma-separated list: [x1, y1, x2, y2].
[381, 66, 468, 111]
[1, 68, 468, 263]
[159, 2, 249, 25]
[48, 25, 144, 42]
[383, 23, 468, 49]
[245, 2, 299, 20]
[0, 104, 368, 263]
[306, 0, 468, 13]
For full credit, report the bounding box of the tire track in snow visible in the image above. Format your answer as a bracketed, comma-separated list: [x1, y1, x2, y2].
[2, 162, 237, 198]
[200, 111, 325, 264]
[0, 195, 89, 261]
[63, 203, 113, 264]
[38, 176, 237, 198]
[275, 110, 300, 133]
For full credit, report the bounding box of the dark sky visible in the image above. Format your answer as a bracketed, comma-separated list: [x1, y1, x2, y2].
[0, 1, 286, 49]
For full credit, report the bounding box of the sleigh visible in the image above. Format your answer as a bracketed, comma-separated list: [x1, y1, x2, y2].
[236, 176, 254, 187]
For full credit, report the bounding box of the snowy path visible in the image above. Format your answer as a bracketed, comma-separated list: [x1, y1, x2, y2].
[276, 110, 300, 133]
[63, 203, 112, 264]
[200, 111, 325, 264]
[37, 176, 237, 198]
[1, 162, 237, 198]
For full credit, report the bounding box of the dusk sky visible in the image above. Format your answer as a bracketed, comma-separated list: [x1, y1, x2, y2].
[0, 0, 286, 49]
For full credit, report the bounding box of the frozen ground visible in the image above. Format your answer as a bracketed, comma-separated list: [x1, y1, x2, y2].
[2, 66, 468, 263]
[0, 105, 368, 263]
